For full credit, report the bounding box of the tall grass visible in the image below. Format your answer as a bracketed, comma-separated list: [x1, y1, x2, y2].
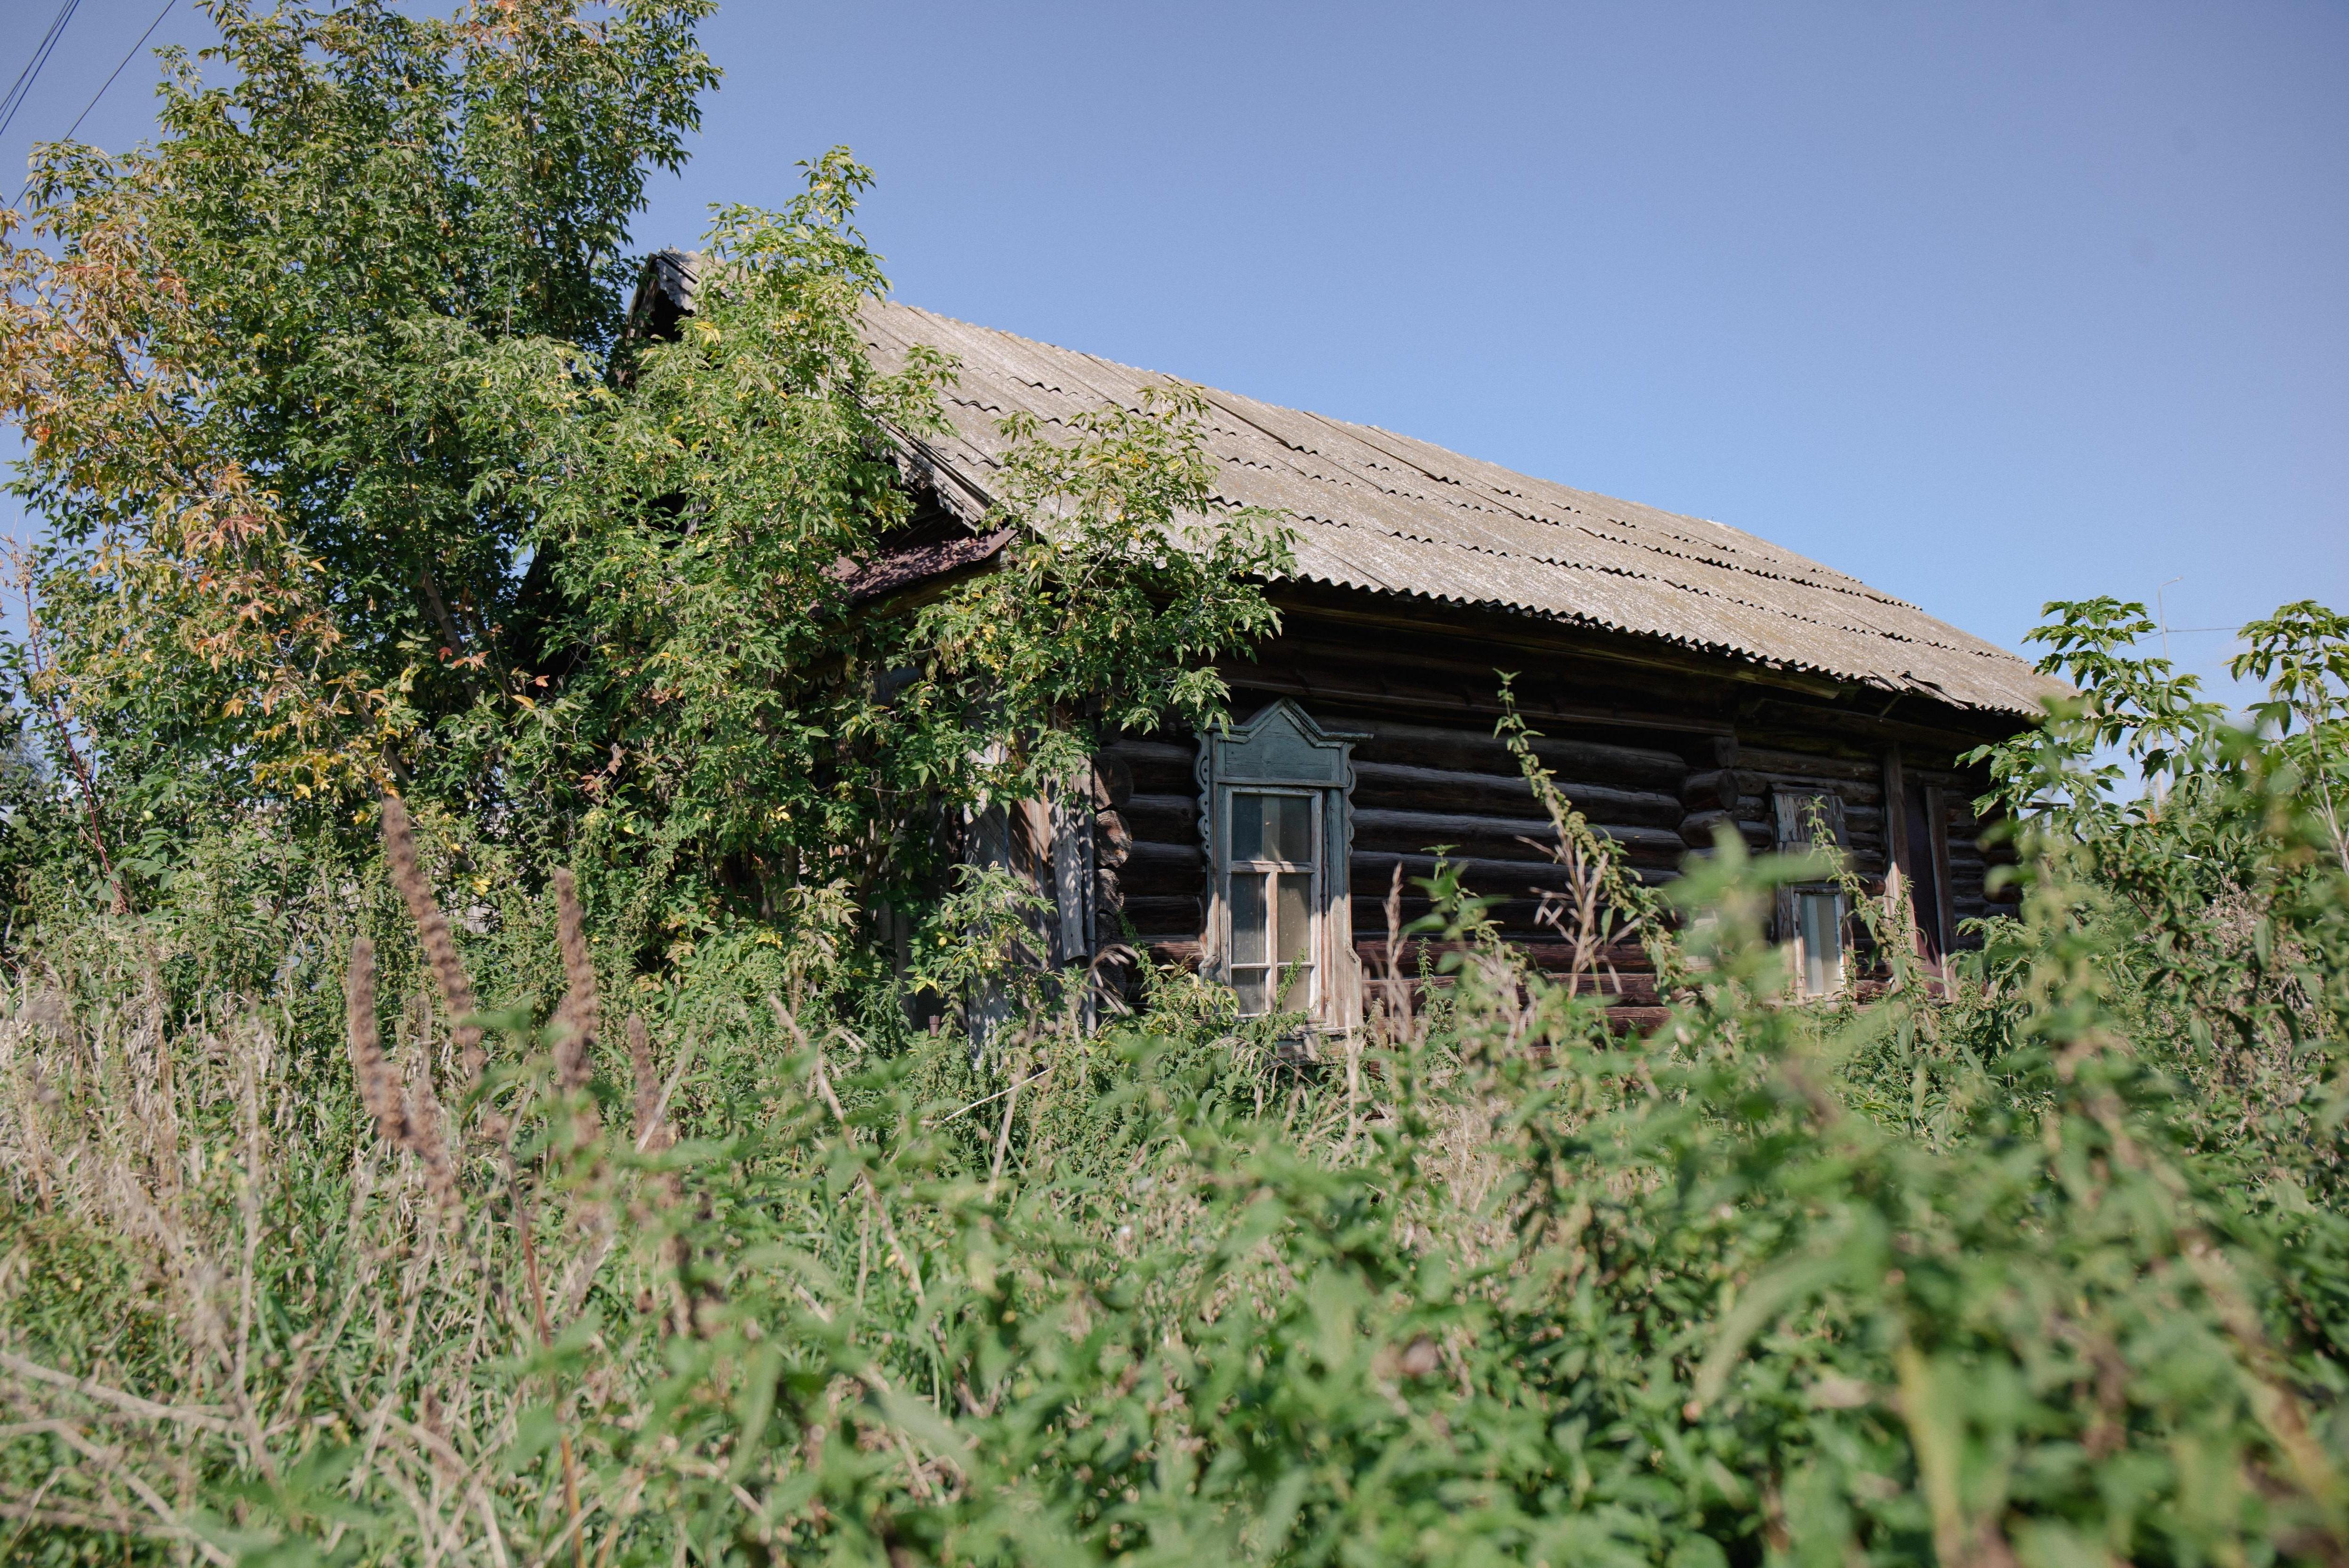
[4, 749, 2347, 1568]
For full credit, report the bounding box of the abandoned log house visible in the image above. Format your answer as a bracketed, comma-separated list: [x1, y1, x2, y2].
[639, 255, 2058, 1034]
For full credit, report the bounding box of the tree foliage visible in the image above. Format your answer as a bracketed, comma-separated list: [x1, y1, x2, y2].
[1, 0, 719, 827]
[0, 2, 1287, 944]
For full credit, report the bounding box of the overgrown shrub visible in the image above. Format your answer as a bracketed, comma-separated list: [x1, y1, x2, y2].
[1, 597, 2345, 1565]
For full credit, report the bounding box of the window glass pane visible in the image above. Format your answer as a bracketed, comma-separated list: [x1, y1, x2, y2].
[1234, 969, 1267, 1014]
[1230, 793, 1264, 862]
[1276, 871, 1314, 1012]
[1231, 873, 1268, 965]
[1798, 891, 1842, 996]
[1224, 785, 1327, 1019]
[1269, 794, 1315, 864]
[1903, 789, 1945, 959]
[1276, 873, 1312, 964]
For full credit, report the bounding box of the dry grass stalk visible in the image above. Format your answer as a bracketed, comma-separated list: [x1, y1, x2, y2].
[628, 1013, 669, 1154]
[403, 1061, 461, 1218]
[1378, 860, 1414, 1046]
[345, 938, 407, 1147]
[381, 795, 486, 1086]
[551, 868, 598, 1095]
[346, 938, 460, 1212]
[621, 1011, 702, 1339]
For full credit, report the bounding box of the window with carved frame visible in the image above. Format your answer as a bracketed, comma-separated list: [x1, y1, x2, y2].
[1198, 700, 1363, 1031]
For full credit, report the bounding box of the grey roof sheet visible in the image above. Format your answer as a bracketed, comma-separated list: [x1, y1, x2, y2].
[861, 298, 2056, 717]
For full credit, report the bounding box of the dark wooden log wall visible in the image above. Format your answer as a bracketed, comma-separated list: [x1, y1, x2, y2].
[1092, 591, 2020, 1027]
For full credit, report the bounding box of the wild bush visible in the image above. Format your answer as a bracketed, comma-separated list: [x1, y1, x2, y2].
[0, 596, 2345, 1565]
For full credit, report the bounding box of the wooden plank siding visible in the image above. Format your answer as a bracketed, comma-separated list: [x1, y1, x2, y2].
[1091, 592, 2015, 1027]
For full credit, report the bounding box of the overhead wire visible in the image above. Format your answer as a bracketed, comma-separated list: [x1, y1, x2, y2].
[59, 0, 176, 146]
[11, 0, 177, 208]
[0, 0, 84, 143]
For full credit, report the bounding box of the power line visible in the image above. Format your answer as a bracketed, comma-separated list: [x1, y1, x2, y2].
[0, 0, 83, 143]
[11, 0, 176, 208]
[57, 0, 175, 145]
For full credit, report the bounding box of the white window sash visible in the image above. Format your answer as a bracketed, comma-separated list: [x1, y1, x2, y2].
[1222, 786, 1322, 1017]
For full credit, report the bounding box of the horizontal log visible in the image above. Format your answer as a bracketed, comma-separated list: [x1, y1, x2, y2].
[1353, 943, 1663, 990]
[1352, 858, 1671, 917]
[1741, 746, 1884, 785]
[1353, 720, 1687, 793]
[1417, 854, 1670, 890]
[1351, 873, 1668, 909]
[1357, 905, 1614, 944]
[1102, 739, 1197, 795]
[1122, 839, 1203, 870]
[1227, 641, 1739, 742]
[1350, 761, 1685, 829]
[1115, 854, 1200, 895]
[1357, 937, 1655, 974]
[1681, 768, 1744, 814]
[1112, 861, 1205, 902]
[1351, 807, 1688, 863]
[1680, 811, 1773, 851]
[1351, 762, 1536, 818]
[1121, 895, 1204, 938]
[1103, 738, 1194, 767]
[1120, 793, 1199, 845]
[1353, 854, 1592, 901]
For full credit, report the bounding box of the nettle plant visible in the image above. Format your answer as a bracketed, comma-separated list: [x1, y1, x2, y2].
[1967, 596, 2349, 1065]
[6, 700, 2349, 1567]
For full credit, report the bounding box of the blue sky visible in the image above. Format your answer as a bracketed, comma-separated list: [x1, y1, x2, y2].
[6, 0, 2345, 703]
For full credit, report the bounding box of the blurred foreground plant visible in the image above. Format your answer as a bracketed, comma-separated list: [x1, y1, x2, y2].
[3, 692, 2346, 1565]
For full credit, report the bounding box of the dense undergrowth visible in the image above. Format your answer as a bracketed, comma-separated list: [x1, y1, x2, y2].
[1, 597, 2347, 1567]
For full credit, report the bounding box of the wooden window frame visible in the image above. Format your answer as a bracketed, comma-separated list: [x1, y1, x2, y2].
[1772, 787, 1850, 1000]
[1198, 700, 1366, 1033]
[1220, 787, 1324, 1017]
[1791, 886, 1847, 999]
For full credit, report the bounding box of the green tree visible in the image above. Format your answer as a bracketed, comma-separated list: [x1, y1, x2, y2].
[533, 158, 1290, 953]
[1, 0, 718, 883]
[1, 4, 1289, 947]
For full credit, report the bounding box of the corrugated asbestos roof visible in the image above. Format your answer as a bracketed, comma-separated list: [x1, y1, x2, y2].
[860, 297, 2054, 717]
